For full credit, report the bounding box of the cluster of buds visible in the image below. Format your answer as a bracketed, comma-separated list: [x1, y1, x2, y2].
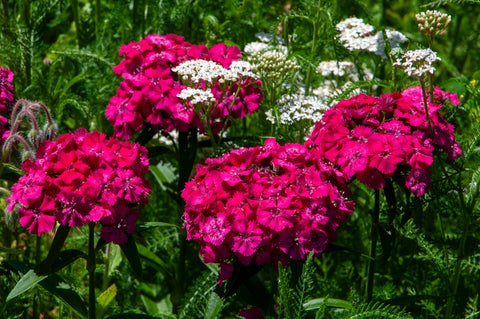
[247, 50, 299, 83]
[2, 99, 57, 162]
[416, 10, 451, 37]
[394, 48, 441, 78]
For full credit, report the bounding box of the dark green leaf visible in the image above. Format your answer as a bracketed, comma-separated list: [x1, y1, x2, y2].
[105, 314, 161, 319]
[120, 235, 142, 279]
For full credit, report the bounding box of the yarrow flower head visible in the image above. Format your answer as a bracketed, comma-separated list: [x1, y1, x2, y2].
[394, 48, 441, 78]
[7, 128, 150, 244]
[306, 86, 461, 196]
[106, 34, 263, 139]
[265, 94, 328, 125]
[336, 17, 408, 58]
[182, 139, 354, 281]
[416, 10, 451, 36]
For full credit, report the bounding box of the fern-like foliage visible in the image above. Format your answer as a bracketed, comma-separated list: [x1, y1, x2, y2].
[344, 301, 414, 319]
[179, 271, 218, 319]
[400, 220, 452, 272]
[276, 253, 316, 319]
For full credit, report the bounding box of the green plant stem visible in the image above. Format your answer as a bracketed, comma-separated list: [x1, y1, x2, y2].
[419, 79, 434, 138]
[95, 0, 101, 43]
[88, 223, 96, 319]
[366, 190, 380, 302]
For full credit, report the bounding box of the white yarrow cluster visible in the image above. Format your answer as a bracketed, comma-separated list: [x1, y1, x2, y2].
[265, 94, 328, 125]
[244, 32, 287, 55]
[172, 60, 226, 83]
[317, 61, 359, 80]
[336, 17, 408, 58]
[172, 59, 257, 84]
[394, 48, 441, 78]
[177, 88, 215, 105]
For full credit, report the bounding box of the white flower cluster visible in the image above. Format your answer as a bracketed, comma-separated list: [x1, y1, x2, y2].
[416, 10, 451, 36]
[177, 87, 215, 105]
[336, 17, 408, 58]
[244, 32, 287, 55]
[317, 61, 358, 79]
[172, 59, 257, 84]
[265, 94, 328, 125]
[172, 60, 225, 83]
[394, 48, 441, 78]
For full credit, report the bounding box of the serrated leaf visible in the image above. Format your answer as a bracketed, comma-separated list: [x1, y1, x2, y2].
[204, 291, 223, 319]
[6, 269, 47, 302]
[97, 284, 117, 309]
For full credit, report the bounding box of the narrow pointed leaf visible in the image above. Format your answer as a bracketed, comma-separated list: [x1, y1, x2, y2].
[6, 269, 47, 302]
[120, 234, 142, 279]
[303, 298, 353, 310]
[97, 284, 117, 309]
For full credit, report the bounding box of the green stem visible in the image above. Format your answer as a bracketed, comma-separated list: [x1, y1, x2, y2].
[95, 0, 101, 43]
[88, 223, 96, 319]
[419, 79, 434, 138]
[366, 190, 380, 302]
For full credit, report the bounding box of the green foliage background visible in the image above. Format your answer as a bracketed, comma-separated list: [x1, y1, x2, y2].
[1, 0, 480, 318]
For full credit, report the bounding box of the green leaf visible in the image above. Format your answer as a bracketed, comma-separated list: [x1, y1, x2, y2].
[6, 269, 47, 302]
[135, 222, 179, 232]
[137, 244, 172, 276]
[49, 249, 87, 273]
[149, 162, 176, 191]
[105, 313, 161, 319]
[38, 273, 88, 318]
[36, 225, 71, 275]
[204, 291, 223, 319]
[0, 246, 23, 254]
[120, 235, 142, 279]
[303, 298, 353, 311]
[107, 244, 123, 274]
[5, 261, 88, 318]
[0, 163, 25, 181]
[97, 284, 117, 310]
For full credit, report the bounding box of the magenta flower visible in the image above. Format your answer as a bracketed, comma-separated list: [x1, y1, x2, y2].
[182, 139, 354, 280]
[0, 67, 14, 143]
[8, 128, 150, 243]
[307, 86, 461, 196]
[106, 34, 263, 139]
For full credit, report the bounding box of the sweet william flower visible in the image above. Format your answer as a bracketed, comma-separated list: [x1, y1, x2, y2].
[182, 139, 354, 281]
[307, 86, 461, 196]
[8, 129, 150, 243]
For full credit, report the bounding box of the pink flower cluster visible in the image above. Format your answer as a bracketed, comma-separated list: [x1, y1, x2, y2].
[106, 34, 263, 139]
[307, 86, 461, 196]
[0, 67, 14, 143]
[7, 128, 150, 244]
[182, 139, 354, 275]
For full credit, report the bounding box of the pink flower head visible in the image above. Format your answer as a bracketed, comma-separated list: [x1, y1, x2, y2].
[307, 86, 461, 196]
[239, 307, 264, 319]
[0, 67, 14, 143]
[7, 129, 150, 242]
[182, 139, 354, 281]
[107, 34, 262, 140]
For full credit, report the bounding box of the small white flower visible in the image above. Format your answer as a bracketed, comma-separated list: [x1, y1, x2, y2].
[177, 88, 215, 104]
[394, 48, 441, 78]
[416, 10, 451, 36]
